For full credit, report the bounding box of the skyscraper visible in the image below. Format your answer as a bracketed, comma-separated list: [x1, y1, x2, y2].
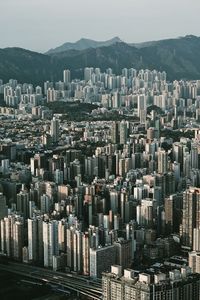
[13, 219, 24, 260]
[90, 245, 116, 279]
[119, 120, 128, 145]
[63, 69, 71, 86]
[50, 117, 59, 143]
[84, 67, 93, 82]
[28, 218, 37, 261]
[181, 188, 200, 249]
[157, 148, 168, 174]
[43, 220, 59, 267]
[0, 193, 7, 220]
[111, 122, 119, 144]
[28, 217, 43, 263]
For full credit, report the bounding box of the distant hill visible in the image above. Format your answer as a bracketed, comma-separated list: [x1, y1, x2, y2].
[0, 35, 200, 85]
[139, 35, 200, 80]
[46, 37, 122, 54]
[0, 47, 56, 85]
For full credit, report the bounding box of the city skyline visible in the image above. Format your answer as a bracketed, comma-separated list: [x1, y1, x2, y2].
[0, 0, 200, 52]
[2, 1, 200, 298]
[1, 66, 200, 298]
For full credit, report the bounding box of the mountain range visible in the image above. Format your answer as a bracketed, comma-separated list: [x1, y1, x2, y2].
[46, 37, 123, 54]
[0, 35, 200, 85]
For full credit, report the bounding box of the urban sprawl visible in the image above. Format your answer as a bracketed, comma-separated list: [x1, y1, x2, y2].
[0, 68, 200, 299]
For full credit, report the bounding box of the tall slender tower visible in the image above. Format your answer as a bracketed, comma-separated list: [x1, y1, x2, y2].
[63, 69, 71, 86]
[0, 193, 7, 220]
[157, 148, 168, 174]
[50, 117, 59, 143]
[181, 188, 200, 249]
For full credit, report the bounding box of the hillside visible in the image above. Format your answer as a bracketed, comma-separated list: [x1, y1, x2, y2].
[0, 35, 200, 84]
[46, 37, 122, 54]
[0, 48, 56, 85]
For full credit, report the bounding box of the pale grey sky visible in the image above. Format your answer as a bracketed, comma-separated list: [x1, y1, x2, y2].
[0, 0, 199, 52]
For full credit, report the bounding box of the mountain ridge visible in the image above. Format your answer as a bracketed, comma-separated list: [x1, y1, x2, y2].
[46, 36, 123, 54]
[0, 35, 200, 85]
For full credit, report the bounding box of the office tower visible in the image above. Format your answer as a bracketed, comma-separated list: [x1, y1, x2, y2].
[90, 245, 116, 278]
[43, 220, 59, 267]
[157, 148, 168, 174]
[63, 69, 71, 85]
[0, 193, 7, 220]
[181, 188, 200, 249]
[189, 251, 200, 273]
[50, 117, 59, 143]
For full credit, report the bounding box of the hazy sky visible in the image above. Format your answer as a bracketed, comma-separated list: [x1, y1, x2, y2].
[0, 0, 200, 52]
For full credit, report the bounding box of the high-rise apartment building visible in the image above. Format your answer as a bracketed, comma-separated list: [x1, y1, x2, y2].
[28, 217, 43, 262]
[0, 193, 7, 220]
[119, 120, 128, 145]
[103, 265, 200, 300]
[50, 117, 59, 143]
[13, 219, 24, 260]
[189, 251, 200, 273]
[63, 69, 71, 85]
[43, 220, 59, 267]
[157, 148, 168, 174]
[181, 188, 200, 249]
[90, 245, 116, 279]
